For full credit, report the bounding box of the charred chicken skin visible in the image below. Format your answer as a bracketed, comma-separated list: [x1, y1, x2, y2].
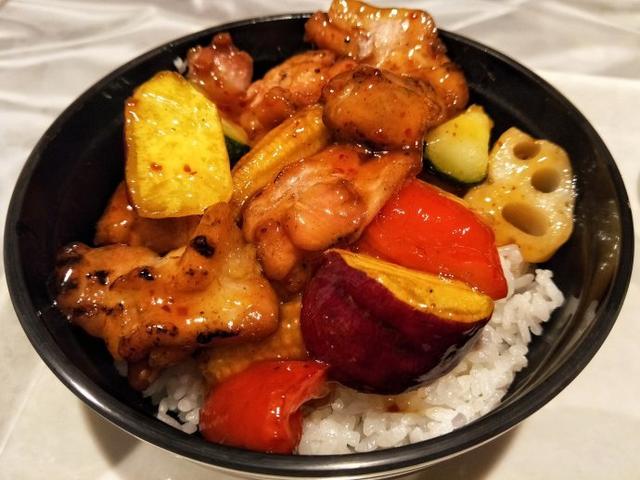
[56, 203, 279, 387]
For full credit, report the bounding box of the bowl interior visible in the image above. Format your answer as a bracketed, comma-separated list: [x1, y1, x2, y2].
[5, 14, 633, 478]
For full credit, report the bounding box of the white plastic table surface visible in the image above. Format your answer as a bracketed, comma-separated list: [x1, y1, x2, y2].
[1, 1, 639, 478]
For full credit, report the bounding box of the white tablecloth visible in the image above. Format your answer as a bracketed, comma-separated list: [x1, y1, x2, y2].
[1, 1, 639, 478]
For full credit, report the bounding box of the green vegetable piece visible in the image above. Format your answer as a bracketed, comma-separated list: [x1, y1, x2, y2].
[221, 116, 251, 164]
[424, 105, 493, 184]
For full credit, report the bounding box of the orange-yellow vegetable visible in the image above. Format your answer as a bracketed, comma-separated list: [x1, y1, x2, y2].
[231, 105, 330, 212]
[200, 298, 308, 384]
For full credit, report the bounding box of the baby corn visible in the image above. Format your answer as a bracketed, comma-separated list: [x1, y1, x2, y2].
[200, 298, 308, 384]
[231, 104, 330, 212]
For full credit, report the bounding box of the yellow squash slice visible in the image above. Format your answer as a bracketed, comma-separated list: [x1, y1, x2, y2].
[125, 71, 232, 218]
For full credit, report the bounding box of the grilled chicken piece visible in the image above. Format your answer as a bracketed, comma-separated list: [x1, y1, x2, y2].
[95, 182, 199, 254]
[242, 145, 420, 290]
[186, 33, 253, 118]
[323, 66, 441, 150]
[238, 50, 356, 141]
[305, 0, 468, 120]
[55, 203, 279, 385]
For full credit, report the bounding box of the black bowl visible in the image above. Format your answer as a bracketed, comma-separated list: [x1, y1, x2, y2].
[4, 14, 633, 479]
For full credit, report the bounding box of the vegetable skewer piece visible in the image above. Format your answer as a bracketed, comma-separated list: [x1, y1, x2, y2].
[221, 115, 251, 163]
[200, 297, 308, 384]
[301, 250, 493, 393]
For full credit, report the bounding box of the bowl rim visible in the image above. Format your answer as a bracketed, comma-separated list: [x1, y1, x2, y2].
[4, 12, 634, 478]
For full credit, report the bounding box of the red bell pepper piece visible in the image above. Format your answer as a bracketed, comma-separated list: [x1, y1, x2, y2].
[357, 179, 507, 299]
[199, 360, 329, 454]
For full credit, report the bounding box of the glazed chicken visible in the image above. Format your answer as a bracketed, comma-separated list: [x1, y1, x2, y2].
[323, 66, 442, 150]
[242, 145, 420, 291]
[305, 0, 468, 120]
[238, 50, 356, 140]
[186, 33, 253, 118]
[187, 38, 357, 142]
[56, 203, 279, 388]
[95, 182, 200, 254]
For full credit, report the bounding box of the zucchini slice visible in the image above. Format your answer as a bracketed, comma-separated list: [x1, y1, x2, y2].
[424, 105, 493, 184]
[221, 116, 251, 164]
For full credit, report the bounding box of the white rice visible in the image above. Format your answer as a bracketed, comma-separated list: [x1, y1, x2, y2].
[143, 360, 206, 435]
[143, 244, 564, 453]
[173, 56, 187, 74]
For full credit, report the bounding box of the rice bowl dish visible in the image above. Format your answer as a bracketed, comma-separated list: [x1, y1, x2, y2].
[5, 1, 632, 476]
[11, 0, 624, 464]
[50, 0, 575, 455]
